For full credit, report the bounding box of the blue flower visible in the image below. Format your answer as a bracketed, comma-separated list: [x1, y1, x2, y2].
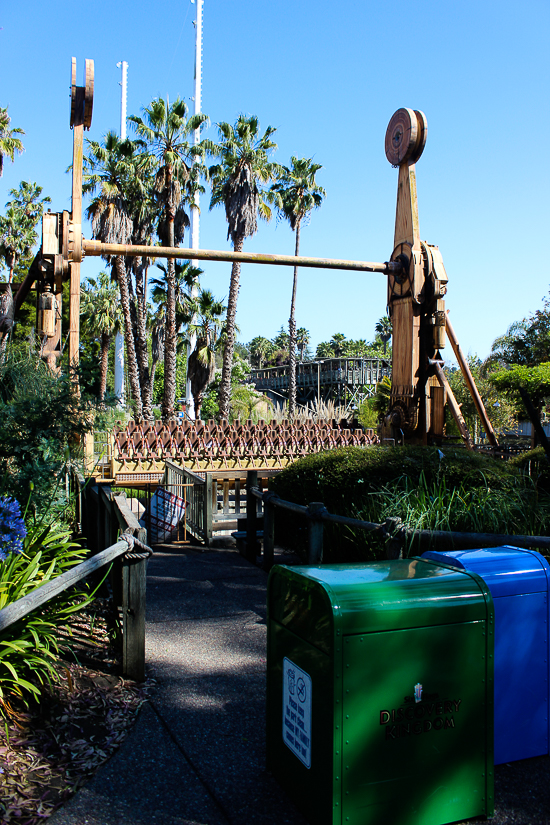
[0, 497, 27, 560]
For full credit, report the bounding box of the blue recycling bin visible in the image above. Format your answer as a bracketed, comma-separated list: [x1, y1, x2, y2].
[421, 546, 550, 764]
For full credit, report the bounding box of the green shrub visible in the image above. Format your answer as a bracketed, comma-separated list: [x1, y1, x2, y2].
[0, 345, 93, 518]
[508, 447, 550, 492]
[0, 518, 92, 710]
[271, 445, 548, 562]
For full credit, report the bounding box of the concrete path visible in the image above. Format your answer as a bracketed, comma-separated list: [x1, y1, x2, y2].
[50, 542, 308, 825]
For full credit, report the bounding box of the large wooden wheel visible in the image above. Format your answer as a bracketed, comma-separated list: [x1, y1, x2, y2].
[70, 57, 94, 130]
[385, 108, 427, 166]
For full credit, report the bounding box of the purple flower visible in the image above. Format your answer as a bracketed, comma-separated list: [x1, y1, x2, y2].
[0, 497, 27, 560]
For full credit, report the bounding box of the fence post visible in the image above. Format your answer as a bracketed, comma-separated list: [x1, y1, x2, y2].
[263, 493, 275, 571]
[307, 501, 326, 564]
[385, 517, 404, 559]
[122, 556, 146, 681]
[203, 473, 213, 548]
[246, 470, 258, 563]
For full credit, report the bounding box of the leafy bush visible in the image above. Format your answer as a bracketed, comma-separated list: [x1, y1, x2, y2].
[270, 445, 549, 562]
[0, 514, 91, 711]
[0, 345, 93, 518]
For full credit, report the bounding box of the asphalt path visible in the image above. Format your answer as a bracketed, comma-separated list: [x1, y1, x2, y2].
[49, 542, 308, 825]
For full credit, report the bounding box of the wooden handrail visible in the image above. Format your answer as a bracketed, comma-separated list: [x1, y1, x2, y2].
[0, 540, 128, 632]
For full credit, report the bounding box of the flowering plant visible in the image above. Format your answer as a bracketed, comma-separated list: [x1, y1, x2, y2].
[0, 496, 27, 560]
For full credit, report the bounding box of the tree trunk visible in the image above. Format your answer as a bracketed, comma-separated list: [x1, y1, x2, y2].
[133, 256, 153, 419]
[288, 220, 301, 419]
[162, 180, 177, 423]
[114, 256, 143, 421]
[218, 234, 244, 420]
[99, 331, 110, 401]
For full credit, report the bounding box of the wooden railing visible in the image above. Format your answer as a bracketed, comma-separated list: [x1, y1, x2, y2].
[245, 471, 550, 569]
[164, 460, 277, 546]
[0, 476, 152, 682]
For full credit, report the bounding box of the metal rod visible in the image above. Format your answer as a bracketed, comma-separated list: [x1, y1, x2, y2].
[82, 239, 398, 273]
[445, 312, 499, 448]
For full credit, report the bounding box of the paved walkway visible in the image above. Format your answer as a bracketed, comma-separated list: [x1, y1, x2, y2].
[50, 542, 309, 825]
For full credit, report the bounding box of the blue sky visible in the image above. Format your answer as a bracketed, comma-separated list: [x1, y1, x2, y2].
[1, 0, 549, 359]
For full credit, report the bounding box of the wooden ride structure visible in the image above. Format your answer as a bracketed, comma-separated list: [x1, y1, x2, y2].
[10, 58, 497, 450]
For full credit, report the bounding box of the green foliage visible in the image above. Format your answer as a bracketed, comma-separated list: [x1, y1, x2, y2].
[152, 352, 187, 405]
[0, 519, 92, 707]
[508, 447, 550, 492]
[445, 358, 517, 441]
[270, 445, 543, 562]
[0, 107, 24, 177]
[0, 346, 93, 513]
[357, 398, 378, 429]
[315, 332, 389, 360]
[489, 363, 550, 418]
[0, 182, 50, 281]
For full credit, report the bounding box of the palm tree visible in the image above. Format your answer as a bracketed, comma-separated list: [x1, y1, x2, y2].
[208, 115, 279, 420]
[375, 316, 392, 355]
[83, 131, 144, 419]
[81, 272, 123, 401]
[186, 289, 225, 418]
[330, 332, 348, 357]
[0, 107, 24, 177]
[150, 260, 202, 339]
[296, 328, 311, 362]
[129, 98, 208, 421]
[271, 157, 325, 417]
[249, 335, 275, 369]
[0, 182, 50, 282]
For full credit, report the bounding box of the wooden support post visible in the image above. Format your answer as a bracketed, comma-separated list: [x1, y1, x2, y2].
[307, 501, 326, 564]
[246, 470, 258, 563]
[432, 361, 474, 450]
[122, 556, 146, 682]
[203, 473, 213, 548]
[446, 313, 499, 447]
[69, 87, 84, 380]
[263, 494, 275, 571]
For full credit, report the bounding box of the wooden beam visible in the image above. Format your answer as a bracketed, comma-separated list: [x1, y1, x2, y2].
[82, 240, 397, 274]
[445, 313, 499, 448]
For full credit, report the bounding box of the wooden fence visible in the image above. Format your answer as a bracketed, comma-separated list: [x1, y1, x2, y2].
[0, 476, 152, 682]
[245, 471, 550, 570]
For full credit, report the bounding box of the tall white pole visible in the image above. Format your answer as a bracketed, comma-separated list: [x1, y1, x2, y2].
[187, 0, 203, 419]
[114, 60, 128, 406]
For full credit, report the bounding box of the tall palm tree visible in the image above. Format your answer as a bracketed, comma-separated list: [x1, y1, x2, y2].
[375, 316, 392, 355]
[271, 157, 325, 417]
[208, 115, 279, 420]
[83, 131, 144, 419]
[0, 107, 24, 177]
[185, 289, 225, 418]
[129, 98, 208, 421]
[81, 272, 123, 401]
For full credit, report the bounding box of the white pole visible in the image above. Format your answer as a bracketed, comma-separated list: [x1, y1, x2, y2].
[114, 60, 128, 407]
[187, 0, 203, 419]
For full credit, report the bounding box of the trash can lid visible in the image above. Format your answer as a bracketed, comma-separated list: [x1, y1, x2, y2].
[421, 547, 550, 598]
[268, 559, 491, 647]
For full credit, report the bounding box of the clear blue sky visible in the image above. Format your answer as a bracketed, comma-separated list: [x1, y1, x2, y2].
[1, 0, 549, 360]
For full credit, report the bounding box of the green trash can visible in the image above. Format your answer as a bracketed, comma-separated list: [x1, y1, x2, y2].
[266, 559, 494, 825]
